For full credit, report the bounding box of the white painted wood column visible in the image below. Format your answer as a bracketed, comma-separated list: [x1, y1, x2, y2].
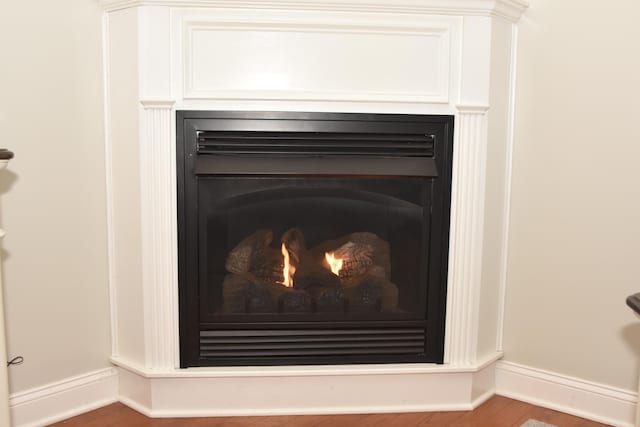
[137, 5, 178, 370]
[140, 101, 179, 370]
[445, 105, 489, 365]
[442, 12, 493, 365]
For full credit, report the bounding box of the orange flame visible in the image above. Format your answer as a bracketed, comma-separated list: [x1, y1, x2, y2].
[324, 251, 343, 276]
[280, 243, 294, 287]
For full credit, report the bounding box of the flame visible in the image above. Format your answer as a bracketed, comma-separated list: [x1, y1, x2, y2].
[324, 251, 343, 276]
[280, 243, 294, 287]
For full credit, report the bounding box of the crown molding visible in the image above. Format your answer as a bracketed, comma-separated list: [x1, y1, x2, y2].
[98, 0, 529, 22]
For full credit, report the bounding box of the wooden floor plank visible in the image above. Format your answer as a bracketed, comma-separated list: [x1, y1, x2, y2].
[453, 395, 514, 425]
[47, 396, 611, 427]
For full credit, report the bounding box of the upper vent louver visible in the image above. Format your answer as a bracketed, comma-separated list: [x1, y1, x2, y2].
[197, 131, 435, 157]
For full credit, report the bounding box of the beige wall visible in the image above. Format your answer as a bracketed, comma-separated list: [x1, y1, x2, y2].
[504, 0, 640, 391]
[0, 0, 111, 393]
[1, 0, 638, 402]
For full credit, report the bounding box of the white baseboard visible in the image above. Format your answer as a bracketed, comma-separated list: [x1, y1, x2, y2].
[495, 361, 637, 427]
[8, 360, 635, 426]
[9, 367, 118, 427]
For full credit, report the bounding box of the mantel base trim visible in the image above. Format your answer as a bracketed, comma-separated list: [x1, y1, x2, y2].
[110, 351, 503, 378]
[116, 358, 499, 417]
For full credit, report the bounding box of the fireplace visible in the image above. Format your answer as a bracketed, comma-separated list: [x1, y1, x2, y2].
[102, 0, 526, 414]
[177, 111, 454, 366]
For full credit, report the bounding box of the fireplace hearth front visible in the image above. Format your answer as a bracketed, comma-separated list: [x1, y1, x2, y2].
[177, 111, 454, 367]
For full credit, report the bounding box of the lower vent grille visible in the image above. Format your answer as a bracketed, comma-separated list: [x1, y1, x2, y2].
[199, 326, 426, 361]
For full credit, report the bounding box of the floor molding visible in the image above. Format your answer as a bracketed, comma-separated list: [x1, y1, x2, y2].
[7, 361, 637, 426]
[9, 367, 118, 427]
[495, 360, 637, 427]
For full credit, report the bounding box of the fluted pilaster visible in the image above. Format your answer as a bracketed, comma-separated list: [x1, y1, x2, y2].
[445, 105, 489, 365]
[139, 100, 178, 370]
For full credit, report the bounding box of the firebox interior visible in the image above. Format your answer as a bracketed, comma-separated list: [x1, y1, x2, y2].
[202, 177, 428, 318]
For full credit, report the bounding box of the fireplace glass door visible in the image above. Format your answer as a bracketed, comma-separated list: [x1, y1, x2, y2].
[178, 111, 453, 367]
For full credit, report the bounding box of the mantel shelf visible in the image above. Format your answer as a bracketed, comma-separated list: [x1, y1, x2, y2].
[98, 0, 529, 22]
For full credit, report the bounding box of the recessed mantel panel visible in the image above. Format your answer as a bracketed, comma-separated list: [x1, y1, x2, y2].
[182, 16, 452, 103]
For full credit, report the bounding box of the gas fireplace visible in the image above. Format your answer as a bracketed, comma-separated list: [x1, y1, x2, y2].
[177, 111, 454, 367]
[102, 0, 526, 413]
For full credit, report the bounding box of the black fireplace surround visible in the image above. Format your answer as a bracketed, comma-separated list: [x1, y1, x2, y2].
[177, 111, 454, 367]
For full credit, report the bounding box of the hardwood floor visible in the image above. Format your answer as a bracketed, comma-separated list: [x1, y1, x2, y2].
[48, 396, 610, 427]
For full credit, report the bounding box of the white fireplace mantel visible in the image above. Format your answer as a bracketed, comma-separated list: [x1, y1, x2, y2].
[102, 0, 527, 416]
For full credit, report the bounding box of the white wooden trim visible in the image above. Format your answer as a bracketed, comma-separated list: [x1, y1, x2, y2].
[9, 368, 118, 427]
[7, 360, 633, 425]
[119, 394, 154, 417]
[444, 105, 489, 365]
[495, 23, 518, 353]
[102, 10, 120, 360]
[140, 99, 176, 108]
[471, 387, 496, 408]
[115, 357, 501, 417]
[496, 361, 637, 427]
[139, 101, 178, 370]
[110, 350, 504, 378]
[99, 0, 529, 22]
[454, 105, 490, 114]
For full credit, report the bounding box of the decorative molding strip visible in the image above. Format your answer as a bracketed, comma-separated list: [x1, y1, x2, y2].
[123, 399, 477, 418]
[139, 101, 179, 370]
[111, 350, 504, 378]
[99, 0, 529, 22]
[102, 11, 120, 359]
[492, 0, 530, 22]
[185, 90, 450, 104]
[140, 99, 176, 109]
[455, 104, 490, 114]
[496, 361, 637, 427]
[495, 23, 519, 352]
[9, 368, 118, 427]
[444, 106, 489, 365]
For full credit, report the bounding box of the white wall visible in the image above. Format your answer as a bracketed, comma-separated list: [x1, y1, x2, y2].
[504, 0, 640, 391]
[0, 0, 111, 393]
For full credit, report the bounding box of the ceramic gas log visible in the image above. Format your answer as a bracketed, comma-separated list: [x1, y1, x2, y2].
[223, 229, 398, 314]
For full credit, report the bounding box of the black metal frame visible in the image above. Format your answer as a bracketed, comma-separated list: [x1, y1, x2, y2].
[177, 111, 454, 367]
